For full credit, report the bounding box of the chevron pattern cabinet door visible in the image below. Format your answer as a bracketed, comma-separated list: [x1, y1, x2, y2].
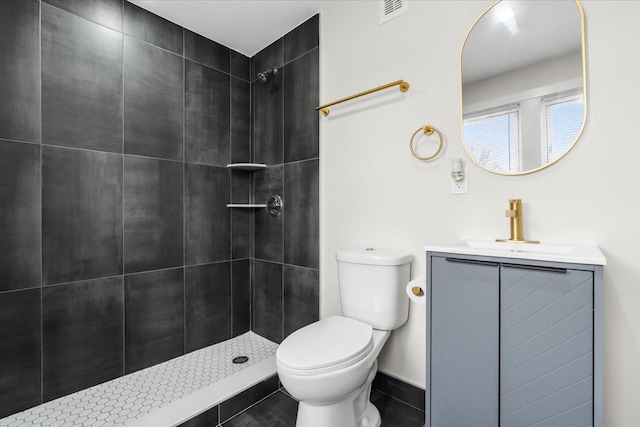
[500, 266, 593, 427]
[431, 257, 499, 427]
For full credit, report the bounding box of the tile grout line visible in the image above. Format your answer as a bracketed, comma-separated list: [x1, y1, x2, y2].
[39, 0, 44, 406]
[182, 25, 187, 357]
[281, 49, 286, 343]
[121, 0, 126, 378]
[228, 50, 234, 338]
[32, 261, 239, 291]
[249, 59, 254, 336]
[32, 139, 238, 168]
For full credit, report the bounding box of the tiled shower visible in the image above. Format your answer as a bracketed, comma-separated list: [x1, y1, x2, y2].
[0, 0, 319, 419]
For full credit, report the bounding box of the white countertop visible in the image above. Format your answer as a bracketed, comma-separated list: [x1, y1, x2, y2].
[425, 239, 606, 266]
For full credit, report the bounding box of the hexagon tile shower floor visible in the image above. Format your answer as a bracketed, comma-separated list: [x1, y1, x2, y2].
[0, 332, 278, 427]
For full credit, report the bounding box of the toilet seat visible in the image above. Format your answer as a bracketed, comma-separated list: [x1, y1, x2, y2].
[277, 316, 374, 376]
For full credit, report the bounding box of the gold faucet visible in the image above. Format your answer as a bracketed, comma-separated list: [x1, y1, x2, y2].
[496, 199, 539, 244]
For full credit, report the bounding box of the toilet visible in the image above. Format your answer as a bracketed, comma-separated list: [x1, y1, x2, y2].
[276, 248, 412, 427]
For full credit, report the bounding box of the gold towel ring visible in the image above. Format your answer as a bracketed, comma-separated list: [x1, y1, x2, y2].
[410, 125, 443, 161]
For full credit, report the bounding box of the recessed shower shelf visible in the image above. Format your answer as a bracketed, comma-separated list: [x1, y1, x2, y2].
[226, 163, 267, 170]
[227, 204, 267, 208]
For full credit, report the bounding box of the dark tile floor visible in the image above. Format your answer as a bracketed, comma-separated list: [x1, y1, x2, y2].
[222, 389, 425, 427]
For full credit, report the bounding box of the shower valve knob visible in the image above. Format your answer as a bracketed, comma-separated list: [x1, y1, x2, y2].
[267, 194, 283, 217]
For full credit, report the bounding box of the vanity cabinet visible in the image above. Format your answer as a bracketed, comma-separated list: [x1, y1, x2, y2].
[425, 252, 603, 427]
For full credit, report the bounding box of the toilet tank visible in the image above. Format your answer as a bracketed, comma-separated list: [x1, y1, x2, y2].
[336, 248, 412, 330]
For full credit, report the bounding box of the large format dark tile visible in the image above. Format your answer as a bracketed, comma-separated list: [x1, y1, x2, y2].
[284, 49, 319, 163]
[284, 160, 319, 269]
[252, 260, 282, 344]
[221, 390, 297, 427]
[231, 208, 252, 260]
[124, 156, 183, 274]
[231, 169, 251, 204]
[231, 259, 250, 337]
[231, 77, 251, 163]
[0, 140, 41, 291]
[373, 372, 426, 412]
[254, 166, 283, 263]
[230, 50, 250, 81]
[283, 266, 319, 338]
[371, 389, 426, 426]
[125, 268, 184, 374]
[0, 288, 41, 418]
[220, 376, 279, 423]
[124, 36, 183, 161]
[0, 0, 41, 143]
[185, 164, 230, 265]
[253, 75, 283, 165]
[230, 170, 251, 261]
[42, 4, 123, 153]
[185, 263, 232, 352]
[124, 1, 182, 55]
[179, 405, 219, 427]
[42, 277, 124, 402]
[185, 60, 231, 166]
[44, 0, 123, 32]
[42, 146, 123, 285]
[184, 30, 229, 73]
[284, 14, 319, 62]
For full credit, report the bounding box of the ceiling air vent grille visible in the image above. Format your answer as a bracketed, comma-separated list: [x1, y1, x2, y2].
[380, 0, 408, 24]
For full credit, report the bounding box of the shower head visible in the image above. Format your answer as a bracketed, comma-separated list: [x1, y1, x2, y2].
[257, 67, 278, 83]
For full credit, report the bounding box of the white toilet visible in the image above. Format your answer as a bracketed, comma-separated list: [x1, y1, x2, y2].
[276, 248, 412, 427]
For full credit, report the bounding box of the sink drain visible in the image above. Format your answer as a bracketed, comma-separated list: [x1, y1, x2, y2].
[232, 356, 249, 364]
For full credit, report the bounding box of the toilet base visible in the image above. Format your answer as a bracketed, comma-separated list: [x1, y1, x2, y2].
[294, 361, 381, 427]
[295, 399, 381, 427]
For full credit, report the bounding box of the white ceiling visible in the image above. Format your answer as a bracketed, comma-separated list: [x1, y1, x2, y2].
[130, 0, 582, 80]
[128, 0, 329, 57]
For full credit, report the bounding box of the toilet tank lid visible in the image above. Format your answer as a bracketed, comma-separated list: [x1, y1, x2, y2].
[336, 248, 412, 266]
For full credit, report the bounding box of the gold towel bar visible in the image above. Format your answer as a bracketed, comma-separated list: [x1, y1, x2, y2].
[410, 125, 444, 161]
[315, 80, 410, 117]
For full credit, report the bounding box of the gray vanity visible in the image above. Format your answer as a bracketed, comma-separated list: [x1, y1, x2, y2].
[425, 240, 605, 427]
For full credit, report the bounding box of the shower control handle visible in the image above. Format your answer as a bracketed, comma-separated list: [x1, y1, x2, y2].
[267, 194, 283, 217]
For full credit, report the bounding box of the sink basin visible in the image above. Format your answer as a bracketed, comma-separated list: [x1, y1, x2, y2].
[460, 240, 575, 255]
[425, 239, 606, 265]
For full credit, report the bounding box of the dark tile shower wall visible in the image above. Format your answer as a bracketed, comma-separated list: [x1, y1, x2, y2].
[0, 0, 253, 418]
[42, 277, 124, 401]
[251, 14, 320, 344]
[0, 0, 319, 418]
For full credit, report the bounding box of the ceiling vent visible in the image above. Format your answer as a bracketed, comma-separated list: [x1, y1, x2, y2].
[380, 0, 408, 24]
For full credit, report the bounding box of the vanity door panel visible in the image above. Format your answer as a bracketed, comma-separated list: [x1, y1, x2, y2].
[500, 266, 593, 427]
[430, 257, 499, 427]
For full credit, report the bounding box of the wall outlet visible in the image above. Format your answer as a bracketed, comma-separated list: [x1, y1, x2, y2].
[450, 165, 469, 195]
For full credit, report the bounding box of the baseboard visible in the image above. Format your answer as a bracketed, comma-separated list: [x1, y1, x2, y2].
[372, 372, 425, 412]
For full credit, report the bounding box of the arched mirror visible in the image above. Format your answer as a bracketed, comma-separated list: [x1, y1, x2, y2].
[461, 0, 586, 175]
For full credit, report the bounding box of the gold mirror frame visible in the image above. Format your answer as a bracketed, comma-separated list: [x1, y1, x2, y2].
[460, 0, 587, 176]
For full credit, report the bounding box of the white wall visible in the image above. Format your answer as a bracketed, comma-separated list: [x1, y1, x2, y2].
[319, 1, 640, 425]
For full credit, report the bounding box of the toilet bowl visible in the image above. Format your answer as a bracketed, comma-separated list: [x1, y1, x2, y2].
[276, 248, 412, 427]
[277, 316, 390, 427]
